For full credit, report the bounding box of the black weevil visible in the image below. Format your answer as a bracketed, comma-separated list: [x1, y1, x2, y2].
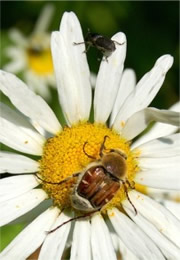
[74, 31, 124, 61]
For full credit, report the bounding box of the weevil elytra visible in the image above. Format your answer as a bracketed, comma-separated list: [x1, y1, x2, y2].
[74, 31, 124, 61]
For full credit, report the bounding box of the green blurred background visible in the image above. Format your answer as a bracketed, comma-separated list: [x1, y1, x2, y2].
[1, 1, 179, 109]
[0, 0, 179, 251]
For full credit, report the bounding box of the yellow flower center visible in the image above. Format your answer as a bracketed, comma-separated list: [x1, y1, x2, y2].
[39, 123, 139, 213]
[27, 47, 53, 75]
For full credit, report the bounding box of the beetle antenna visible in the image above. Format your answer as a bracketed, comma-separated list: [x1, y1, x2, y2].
[35, 172, 80, 185]
[83, 141, 97, 160]
[48, 210, 99, 234]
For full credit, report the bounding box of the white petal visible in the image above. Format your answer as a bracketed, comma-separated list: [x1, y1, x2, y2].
[131, 101, 180, 149]
[70, 219, 91, 260]
[3, 59, 26, 74]
[106, 225, 139, 260]
[33, 4, 55, 33]
[94, 32, 127, 123]
[12, 199, 52, 224]
[51, 12, 91, 125]
[90, 72, 97, 89]
[107, 229, 139, 260]
[0, 151, 39, 173]
[110, 68, 136, 125]
[30, 119, 47, 137]
[138, 155, 180, 169]
[8, 28, 27, 46]
[4, 47, 25, 59]
[113, 55, 174, 131]
[133, 133, 180, 157]
[135, 142, 180, 190]
[0, 102, 45, 155]
[118, 239, 139, 260]
[162, 200, 180, 221]
[108, 208, 165, 259]
[122, 199, 180, 259]
[0, 207, 59, 260]
[91, 213, 116, 260]
[0, 189, 48, 226]
[39, 210, 73, 260]
[126, 190, 180, 248]
[25, 72, 52, 101]
[0, 175, 39, 203]
[105, 221, 119, 252]
[135, 167, 180, 190]
[147, 188, 180, 201]
[121, 107, 179, 140]
[0, 70, 61, 134]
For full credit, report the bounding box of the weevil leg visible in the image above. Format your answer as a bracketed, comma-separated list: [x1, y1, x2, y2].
[73, 41, 85, 45]
[101, 55, 109, 63]
[83, 44, 90, 53]
[113, 40, 125, 46]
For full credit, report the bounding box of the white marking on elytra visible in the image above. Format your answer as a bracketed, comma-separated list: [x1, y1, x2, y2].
[87, 170, 92, 176]
[82, 180, 89, 185]
[100, 181, 106, 188]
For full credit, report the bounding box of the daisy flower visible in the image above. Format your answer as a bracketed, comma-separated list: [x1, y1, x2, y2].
[3, 4, 55, 100]
[0, 11, 180, 260]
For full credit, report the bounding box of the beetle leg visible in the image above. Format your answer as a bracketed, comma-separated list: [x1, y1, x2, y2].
[125, 179, 135, 189]
[48, 210, 100, 234]
[83, 141, 97, 160]
[120, 179, 137, 215]
[109, 149, 127, 160]
[35, 172, 80, 185]
[99, 135, 110, 157]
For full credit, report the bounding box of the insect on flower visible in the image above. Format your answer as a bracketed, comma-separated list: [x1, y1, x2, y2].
[74, 31, 124, 61]
[36, 136, 137, 233]
[27, 45, 43, 56]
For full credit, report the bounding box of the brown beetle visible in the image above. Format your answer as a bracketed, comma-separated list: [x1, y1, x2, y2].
[71, 136, 130, 212]
[36, 136, 136, 232]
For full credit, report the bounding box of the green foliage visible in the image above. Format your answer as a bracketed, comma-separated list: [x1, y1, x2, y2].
[0, 224, 26, 251]
[1, 1, 179, 108]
